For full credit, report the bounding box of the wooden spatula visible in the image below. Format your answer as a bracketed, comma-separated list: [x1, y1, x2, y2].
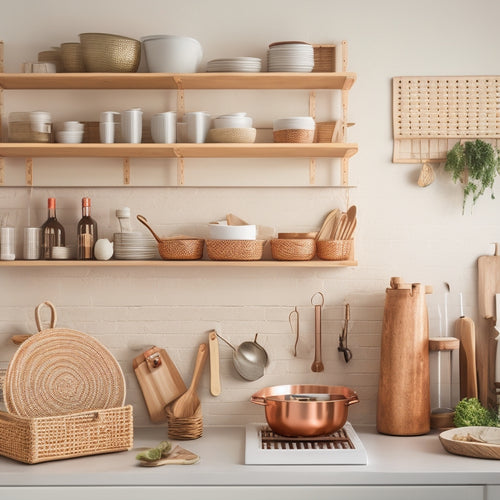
[339, 205, 357, 240]
[170, 343, 208, 418]
[316, 209, 340, 240]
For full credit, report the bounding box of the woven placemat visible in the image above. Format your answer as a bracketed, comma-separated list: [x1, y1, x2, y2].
[4, 328, 125, 417]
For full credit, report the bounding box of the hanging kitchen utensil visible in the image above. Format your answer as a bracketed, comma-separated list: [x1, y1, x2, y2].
[216, 332, 268, 381]
[133, 346, 187, 423]
[338, 303, 352, 363]
[289, 306, 300, 357]
[316, 209, 339, 241]
[5, 327, 126, 418]
[311, 291, 325, 372]
[11, 300, 57, 345]
[170, 343, 208, 419]
[208, 330, 221, 396]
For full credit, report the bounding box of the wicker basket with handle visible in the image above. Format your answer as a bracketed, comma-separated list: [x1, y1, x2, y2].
[0, 405, 133, 464]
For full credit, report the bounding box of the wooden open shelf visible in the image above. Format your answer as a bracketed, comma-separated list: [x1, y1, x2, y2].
[0, 142, 358, 159]
[0, 259, 357, 268]
[0, 72, 356, 91]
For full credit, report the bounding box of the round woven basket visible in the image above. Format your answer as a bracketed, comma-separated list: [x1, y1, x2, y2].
[206, 239, 266, 261]
[166, 405, 203, 440]
[273, 129, 315, 143]
[60, 42, 85, 72]
[271, 238, 316, 261]
[316, 239, 352, 261]
[79, 33, 141, 72]
[157, 238, 204, 260]
[4, 328, 126, 417]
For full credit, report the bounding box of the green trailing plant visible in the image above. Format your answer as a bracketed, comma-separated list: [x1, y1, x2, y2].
[444, 139, 500, 213]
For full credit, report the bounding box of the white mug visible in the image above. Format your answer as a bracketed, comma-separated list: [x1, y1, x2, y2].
[23, 227, 41, 260]
[100, 111, 120, 144]
[151, 112, 177, 143]
[185, 111, 211, 143]
[0, 227, 15, 260]
[121, 108, 143, 144]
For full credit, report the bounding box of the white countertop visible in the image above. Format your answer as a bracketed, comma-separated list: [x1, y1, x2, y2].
[0, 425, 499, 487]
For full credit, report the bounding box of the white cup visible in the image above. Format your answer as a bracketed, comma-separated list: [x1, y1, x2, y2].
[23, 227, 41, 260]
[121, 108, 143, 144]
[29, 111, 52, 134]
[151, 112, 177, 143]
[99, 111, 120, 144]
[185, 111, 211, 143]
[0, 227, 15, 260]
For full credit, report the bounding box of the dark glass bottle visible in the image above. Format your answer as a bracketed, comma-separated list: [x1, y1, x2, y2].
[77, 197, 98, 260]
[40, 197, 65, 260]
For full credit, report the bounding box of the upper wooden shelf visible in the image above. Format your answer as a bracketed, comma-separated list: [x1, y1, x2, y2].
[0, 72, 356, 91]
[0, 143, 358, 159]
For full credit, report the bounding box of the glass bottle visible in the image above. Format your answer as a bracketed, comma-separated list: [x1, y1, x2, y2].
[40, 197, 65, 260]
[77, 197, 98, 260]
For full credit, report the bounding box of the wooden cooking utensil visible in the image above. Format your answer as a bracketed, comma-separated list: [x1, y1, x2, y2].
[311, 292, 325, 372]
[343, 218, 357, 240]
[170, 343, 208, 418]
[455, 307, 478, 400]
[316, 209, 339, 240]
[331, 212, 347, 240]
[478, 243, 500, 320]
[339, 205, 357, 240]
[208, 330, 221, 396]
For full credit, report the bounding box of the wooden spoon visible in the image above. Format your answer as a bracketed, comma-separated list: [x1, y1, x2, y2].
[332, 213, 347, 240]
[338, 205, 356, 240]
[170, 343, 208, 418]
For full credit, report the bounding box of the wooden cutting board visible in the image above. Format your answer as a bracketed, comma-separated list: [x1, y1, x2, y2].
[139, 445, 200, 466]
[477, 243, 500, 407]
[133, 346, 187, 423]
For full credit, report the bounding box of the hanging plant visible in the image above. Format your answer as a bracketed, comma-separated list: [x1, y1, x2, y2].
[444, 139, 500, 213]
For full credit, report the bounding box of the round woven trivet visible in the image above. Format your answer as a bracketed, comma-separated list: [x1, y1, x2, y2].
[4, 328, 125, 417]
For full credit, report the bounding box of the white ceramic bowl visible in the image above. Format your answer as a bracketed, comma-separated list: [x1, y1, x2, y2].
[208, 223, 257, 240]
[56, 130, 84, 144]
[273, 116, 316, 131]
[141, 35, 202, 73]
[63, 121, 84, 132]
[213, 115, 253, 129]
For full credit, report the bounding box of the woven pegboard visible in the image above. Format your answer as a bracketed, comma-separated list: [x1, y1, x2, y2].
[393, 76, 500, 163]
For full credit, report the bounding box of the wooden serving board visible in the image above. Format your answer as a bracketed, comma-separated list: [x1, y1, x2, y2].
[139, 445, 200, 466]
[478, 243, 500, 320]
[133, 347, 187, 423]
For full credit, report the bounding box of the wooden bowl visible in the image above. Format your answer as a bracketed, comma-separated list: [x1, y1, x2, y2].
[439, 426, 500, 459]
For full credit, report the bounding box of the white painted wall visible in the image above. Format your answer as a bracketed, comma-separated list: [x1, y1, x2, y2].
[0, 0, 499, 427]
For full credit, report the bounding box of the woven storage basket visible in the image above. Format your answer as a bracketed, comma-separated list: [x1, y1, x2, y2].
[316, 239, 352, 261]
[60, 43, 85, 72]
[0, 405, 133, 464]
[206, 239, 266, 261]
[312, 44, 336, 72]
[157, 238, 205, 260]
[165, 405, 203, 440]
[271, 238, 316, 261]
[273, 129, 314, 143]
[38, 50, 63, 72]
[79, 33, 140, 72]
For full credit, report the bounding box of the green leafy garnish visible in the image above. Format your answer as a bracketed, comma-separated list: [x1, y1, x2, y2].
[453, 398, 499, 427]
[135, 439, 172, 462]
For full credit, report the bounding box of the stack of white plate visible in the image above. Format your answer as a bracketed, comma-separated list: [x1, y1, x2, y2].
[113, 232, 158, 260]
[51, 246, 74, 260]
[207, 57, 262, 72]
[267, 41, 314, 72]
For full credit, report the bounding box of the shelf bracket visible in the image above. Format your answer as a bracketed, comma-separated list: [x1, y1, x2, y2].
[123, 158, 131, 185]
[25, 158, 33, 186]
[176, 88, 185, 122]
[0, 157, 4, 186]
[309, 158, 316, 185]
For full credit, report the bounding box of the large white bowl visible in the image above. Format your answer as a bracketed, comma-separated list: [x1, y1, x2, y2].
[213, 115, 253, 129]
[56, 130, 84, 144]
[273, 116, 316, 131]
[141, 35, 202, 73]
[208, 223, 256, 240]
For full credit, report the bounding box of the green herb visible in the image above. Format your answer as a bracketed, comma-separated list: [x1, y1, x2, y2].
[135, 439, 172, 462]
[453, 397, 499, 427]
[444, 139, 500, 213]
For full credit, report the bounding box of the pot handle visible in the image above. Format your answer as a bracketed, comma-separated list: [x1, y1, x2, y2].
[346, 394, 360, 406]
[250, 395, 267, 406]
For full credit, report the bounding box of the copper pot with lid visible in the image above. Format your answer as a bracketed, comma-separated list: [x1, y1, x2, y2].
[250, 384, 359, 437]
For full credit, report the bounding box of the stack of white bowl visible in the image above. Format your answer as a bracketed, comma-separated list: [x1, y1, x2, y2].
[207, 113, 256, 143]
[207, 57, 262, 72]
[51, 246, 74, 260]
[267, 41, 314, 72]
[113, 232, 158, 260]
[56, 121, 84, 144]
[208, 221, 256, 240]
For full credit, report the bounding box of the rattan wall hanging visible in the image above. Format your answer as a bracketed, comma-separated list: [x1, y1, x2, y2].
[393, 76, 500, 163]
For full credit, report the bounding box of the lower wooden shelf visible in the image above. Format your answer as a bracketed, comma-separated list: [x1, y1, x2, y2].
[0, 259, 357, 268]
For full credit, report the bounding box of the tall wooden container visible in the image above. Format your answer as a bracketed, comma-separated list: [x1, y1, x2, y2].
[376, 277, 432, 436]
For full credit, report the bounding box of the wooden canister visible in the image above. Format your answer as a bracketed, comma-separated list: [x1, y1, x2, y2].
[376, 277, 432, 435]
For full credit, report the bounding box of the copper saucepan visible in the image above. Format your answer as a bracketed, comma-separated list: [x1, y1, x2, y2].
[250, 384, 359, 437]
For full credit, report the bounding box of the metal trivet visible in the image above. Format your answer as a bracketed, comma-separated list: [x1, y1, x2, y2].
[260, 426, 354, 450]
[245, 421, 368, 465]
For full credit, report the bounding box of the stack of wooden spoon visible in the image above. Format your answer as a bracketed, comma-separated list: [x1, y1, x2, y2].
[317, 205, 357, 241]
